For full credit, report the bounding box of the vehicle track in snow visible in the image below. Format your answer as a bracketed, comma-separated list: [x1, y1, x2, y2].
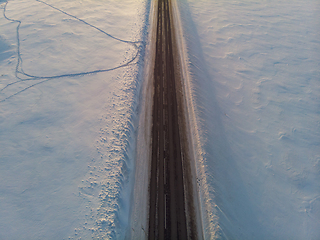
[148, 0, 197, 238]
[1, 0, 142, 102]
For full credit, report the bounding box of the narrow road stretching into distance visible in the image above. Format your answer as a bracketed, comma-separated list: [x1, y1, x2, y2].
[148, 0, 194, 239]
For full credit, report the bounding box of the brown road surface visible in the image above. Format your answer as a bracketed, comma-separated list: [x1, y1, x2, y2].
[148, 0, 194, 239]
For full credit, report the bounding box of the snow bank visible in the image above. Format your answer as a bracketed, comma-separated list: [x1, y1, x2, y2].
[0, 0, 149, 239]
[129, 0, 155, 238]
[177, 0, 320, 239]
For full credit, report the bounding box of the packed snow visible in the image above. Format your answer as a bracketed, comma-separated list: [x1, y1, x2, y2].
[0, 0, 149, 239]
[177, 0, 320, 239]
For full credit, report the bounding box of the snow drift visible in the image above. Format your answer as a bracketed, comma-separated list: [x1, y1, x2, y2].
[176, 0, 320, 239]
[0, 0, 150, 239]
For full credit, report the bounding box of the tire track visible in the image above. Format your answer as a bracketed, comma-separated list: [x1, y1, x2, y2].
[148, 0, 193, 238]
[1, 0, 143, 102]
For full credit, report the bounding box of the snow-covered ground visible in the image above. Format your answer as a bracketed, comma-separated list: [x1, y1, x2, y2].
[2, 0, 319, 239]
[0, 0, 149, 239]
[177, 0, 320, 239]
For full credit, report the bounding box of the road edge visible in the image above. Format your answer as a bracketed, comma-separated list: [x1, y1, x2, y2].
[127, 0, 157, 239]
[170, 0, 204, 238]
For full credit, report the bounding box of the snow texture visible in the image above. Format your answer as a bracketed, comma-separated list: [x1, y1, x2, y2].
[177, 0, 320, 239]
[129, 0, 155, 238]
[1, 0, 319, 239]
[0, 0, 149, 239]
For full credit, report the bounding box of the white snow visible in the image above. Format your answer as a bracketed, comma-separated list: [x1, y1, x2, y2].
[2, 0, 319, 239]
[129, 0, 156, 238]
[177, 0, 320, 239]
[0, 0, 149, 239]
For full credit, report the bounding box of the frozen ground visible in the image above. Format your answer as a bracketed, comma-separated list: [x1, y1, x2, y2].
[177, 0, 320, 239]
[1, 0, 319, 239]
[0, 0, 149, 239]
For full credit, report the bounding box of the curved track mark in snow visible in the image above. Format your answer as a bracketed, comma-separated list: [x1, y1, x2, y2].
[0, 0, 144, 102]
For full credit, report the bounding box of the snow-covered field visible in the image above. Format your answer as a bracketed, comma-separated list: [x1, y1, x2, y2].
[1, 0, 319, 239]
[177, 0, 320, 239]
[0, 0, 149, 239]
